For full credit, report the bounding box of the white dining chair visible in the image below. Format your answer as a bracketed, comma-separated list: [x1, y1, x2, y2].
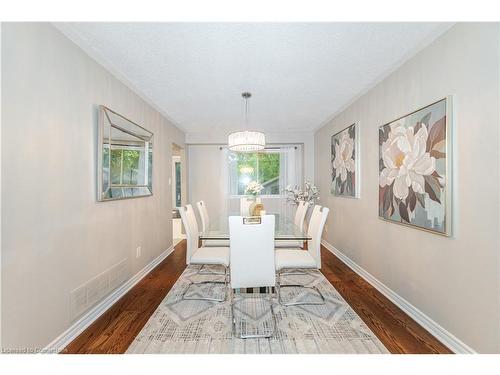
[179, 204, 230, 302]
[240, 197, 262, 216]
[229, 215, 277, 339]
[275, 205, 329, 306]
[196, 200, 230, 247]
[275, 200, 308, 249]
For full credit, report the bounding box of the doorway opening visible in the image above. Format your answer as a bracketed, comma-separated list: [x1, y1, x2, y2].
[172, 143, 185, 247]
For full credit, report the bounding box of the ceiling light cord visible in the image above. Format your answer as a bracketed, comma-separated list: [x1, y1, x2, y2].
[242, 91, 251, 130]
[245, 97, 248, 129]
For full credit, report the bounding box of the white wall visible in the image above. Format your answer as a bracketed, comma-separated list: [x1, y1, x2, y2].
[1, 23, 185, 350]
[187, 145, 228, 225]
[314, 23, 500, 353]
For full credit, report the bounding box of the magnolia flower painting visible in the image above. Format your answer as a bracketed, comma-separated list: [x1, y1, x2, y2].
[331, 124, 357, 197]
[379, 98, 450, 235]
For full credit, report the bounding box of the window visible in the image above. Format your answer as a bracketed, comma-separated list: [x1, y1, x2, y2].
[107, 147, 143, 185]
[229, 150, 281, 195]
[227, 145, 302, 197]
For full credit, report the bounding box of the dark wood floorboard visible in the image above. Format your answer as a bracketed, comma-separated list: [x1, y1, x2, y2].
[62, 241, 452, 354]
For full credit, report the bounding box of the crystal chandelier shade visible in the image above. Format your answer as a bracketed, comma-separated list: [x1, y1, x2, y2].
[227, 92, 265, 152]
[228, 131, 265, 152]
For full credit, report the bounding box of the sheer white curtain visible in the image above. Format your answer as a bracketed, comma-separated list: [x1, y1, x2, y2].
[220, 146, 232, 215]
[278, 145, 303, 218]
[279, 145, 302, 191]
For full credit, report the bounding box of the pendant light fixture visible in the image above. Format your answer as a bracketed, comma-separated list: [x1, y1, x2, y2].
[228, 92, 265, 152]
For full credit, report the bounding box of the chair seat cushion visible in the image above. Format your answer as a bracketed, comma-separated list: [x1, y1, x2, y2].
[274, 240, 303, 249]
[203, 240, 230, 247]
[275, 249, 316, 271]
[191, 246, 230, 267]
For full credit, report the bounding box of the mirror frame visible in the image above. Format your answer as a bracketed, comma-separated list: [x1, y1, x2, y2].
[97, 105, 154, 202]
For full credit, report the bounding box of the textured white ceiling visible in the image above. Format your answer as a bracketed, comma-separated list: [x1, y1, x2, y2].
[55, 22, 451, 134]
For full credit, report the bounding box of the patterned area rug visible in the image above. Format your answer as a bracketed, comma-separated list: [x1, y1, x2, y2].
[126, 265, 389, 354]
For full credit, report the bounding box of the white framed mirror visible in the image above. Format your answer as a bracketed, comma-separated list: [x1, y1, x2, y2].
[97, 106, 153, 201]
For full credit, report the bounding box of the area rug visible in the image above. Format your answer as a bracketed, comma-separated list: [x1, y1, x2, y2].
[126, 265, 389, 354]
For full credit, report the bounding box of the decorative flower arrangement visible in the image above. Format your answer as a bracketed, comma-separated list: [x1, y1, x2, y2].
[245, 181, 264, 196]
[284, 181, 319, 206]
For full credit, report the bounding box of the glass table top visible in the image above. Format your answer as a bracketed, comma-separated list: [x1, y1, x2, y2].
[200, 213, 311, 241]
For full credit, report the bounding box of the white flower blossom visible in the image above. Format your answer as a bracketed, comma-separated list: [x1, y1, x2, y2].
[332, 132, 355, 182]
[284, 181, 319, 206]
[379, 124, 436, 201]
[245, 181, 264, 195]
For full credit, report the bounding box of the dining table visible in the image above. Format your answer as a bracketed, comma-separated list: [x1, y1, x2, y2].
[199, 213, 311, 242]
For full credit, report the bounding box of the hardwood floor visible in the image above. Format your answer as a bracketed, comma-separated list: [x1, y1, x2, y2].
[62, 240, 452, 354]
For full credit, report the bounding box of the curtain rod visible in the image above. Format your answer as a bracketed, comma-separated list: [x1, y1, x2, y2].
[186, 142, 304, 146]
[218, 146, 298, 151]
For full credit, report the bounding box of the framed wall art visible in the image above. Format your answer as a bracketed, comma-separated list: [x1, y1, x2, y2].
[378, 97, 452, 235]
[331, 123, 359, 198]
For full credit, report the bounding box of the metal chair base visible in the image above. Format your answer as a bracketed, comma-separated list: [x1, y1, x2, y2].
[182, 264, 228, 302]
[277, 269, 326, 306]
[230, 288, 277, 339]
[198, 264, 227, 276]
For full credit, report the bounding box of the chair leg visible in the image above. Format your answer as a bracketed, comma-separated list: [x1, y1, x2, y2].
[277, 269, 326, 306]
[231, 287, 277, 339]
[182, 265, 228, 302]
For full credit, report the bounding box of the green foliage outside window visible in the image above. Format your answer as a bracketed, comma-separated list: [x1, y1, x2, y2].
[234, 152, 280, 195]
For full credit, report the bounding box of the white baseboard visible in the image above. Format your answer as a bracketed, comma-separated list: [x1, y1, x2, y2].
[321, 239, 476, 354]
[42, 245, 175, 353]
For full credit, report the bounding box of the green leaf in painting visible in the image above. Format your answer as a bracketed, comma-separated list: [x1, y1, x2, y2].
[387, 195, 396, 217]
[379, 126, 389, 145]
[346, 173, 352, 194]
[399, 201, 410, 223]
[426, 116, 446, 151]
[419, 112, 432, 127]
[414, 121, 423, 135]
[348, 124, 355, 138]
[379, 158, 386, 172]
[414, 112, 430, 136]
[424, 175, 441, 204]
[381, 185, 392, 216]
[415, 192, 426, 209]
[408, 188, 417, 212]
[379, 186, 386, 215]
